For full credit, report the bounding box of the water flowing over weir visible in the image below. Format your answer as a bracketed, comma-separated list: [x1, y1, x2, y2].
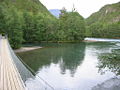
[7, 41, 54, 90]
[7, 39, 34, 82]
[0, 35, 55, 90]
[18, 39, 120, 90]
[85, 38, 120, 42]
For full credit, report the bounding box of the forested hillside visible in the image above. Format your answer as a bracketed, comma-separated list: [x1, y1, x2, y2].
[0, 0, 55, 48]
[86, 2, 120, 38]
[0, 0, 50, 13]
[0, 0, 85, 48]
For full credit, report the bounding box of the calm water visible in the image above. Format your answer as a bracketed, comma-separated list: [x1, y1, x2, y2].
[18, 42, 120, 90]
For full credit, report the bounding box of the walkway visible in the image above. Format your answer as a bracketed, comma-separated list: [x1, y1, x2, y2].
[0, 37, 25, 90]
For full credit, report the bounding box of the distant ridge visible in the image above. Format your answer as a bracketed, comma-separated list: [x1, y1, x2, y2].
[49, 9, 61, 18]
[86, 2, 120, 25]
[85, 2, 120, 38]
[0, 0, 52, 15]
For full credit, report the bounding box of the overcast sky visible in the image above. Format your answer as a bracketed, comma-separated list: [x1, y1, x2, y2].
[39, 0, 120, 18]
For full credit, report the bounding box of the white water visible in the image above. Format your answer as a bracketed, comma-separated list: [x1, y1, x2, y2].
[85, 38, 120, 42]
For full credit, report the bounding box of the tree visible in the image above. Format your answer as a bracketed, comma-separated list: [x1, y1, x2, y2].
[6, 7, 24, 48]
[23, 12, 37, 43]
[0, 4, 23, 48]
[59, 8, 85, 41]
[0, 4, 6, 34]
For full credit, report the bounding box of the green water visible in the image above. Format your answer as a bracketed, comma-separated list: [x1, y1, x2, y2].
[17, 42, 120, 90]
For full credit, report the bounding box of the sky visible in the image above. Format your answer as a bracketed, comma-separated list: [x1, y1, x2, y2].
[39, 0, 120, 18]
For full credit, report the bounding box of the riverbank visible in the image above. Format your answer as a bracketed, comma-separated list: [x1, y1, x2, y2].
[14, 46, 42, 53]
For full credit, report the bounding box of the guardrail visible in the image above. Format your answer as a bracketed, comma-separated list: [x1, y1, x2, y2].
[6, 37, 55, 90]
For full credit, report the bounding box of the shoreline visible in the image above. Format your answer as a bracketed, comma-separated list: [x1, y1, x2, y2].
[14, 38, 120, 53]
[14, 46, 42, 53]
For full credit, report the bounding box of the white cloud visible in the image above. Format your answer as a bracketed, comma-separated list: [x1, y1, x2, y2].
[39, 0, 120, 18]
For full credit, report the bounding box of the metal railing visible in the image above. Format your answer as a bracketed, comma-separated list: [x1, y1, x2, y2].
[6, 37, 54, 90]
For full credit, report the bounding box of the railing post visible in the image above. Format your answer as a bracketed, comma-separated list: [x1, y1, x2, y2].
[5, 34, 8, 39]
[0, 34, 2, 39]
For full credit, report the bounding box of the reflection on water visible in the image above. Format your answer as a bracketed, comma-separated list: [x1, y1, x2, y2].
[18, 43, 86, 76]
[92, 76, 120, 90]
[17, 42, 120, 90]
[92, 45, 120, 90]
[98, 49, 120, 75]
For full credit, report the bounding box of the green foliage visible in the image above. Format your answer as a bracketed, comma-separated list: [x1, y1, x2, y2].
[22, 8, 86, 43]
[23, 12, 36, 43]
[0, 4, 23, 48]
[7, 8, 23, 49]
[0, 1, 86, 48]
[3, 0, 51, 15]
[0, 4, 6, 34]
[86, 2, 120, 26]
[58, 9, 85, 41]
[0, 0, 119, 49]
[102, 22, 120, 38]
[0, 0, 55, 48]
[87, 22, 120, 38]
[98, 49, 120, 75]
[22, 12, 58, 43]
[86, 2, 120, 38]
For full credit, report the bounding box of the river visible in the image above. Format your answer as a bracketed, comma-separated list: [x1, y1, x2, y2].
[17, 40, 120, 90]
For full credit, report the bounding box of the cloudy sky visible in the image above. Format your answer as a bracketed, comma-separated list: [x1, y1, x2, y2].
[39, 0, 120, 18]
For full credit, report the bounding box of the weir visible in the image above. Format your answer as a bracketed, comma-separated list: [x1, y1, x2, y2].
[85, 38, 120, 42]
[0, 35, 54, 90]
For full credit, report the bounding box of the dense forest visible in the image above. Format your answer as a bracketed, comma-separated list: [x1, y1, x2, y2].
[0, 0, 120, 49]
[0, 0, 85, 48]
[86, 2, 120, 38]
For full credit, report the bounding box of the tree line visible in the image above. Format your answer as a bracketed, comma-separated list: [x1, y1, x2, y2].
[0, 3, 120, 49]
[0, 4, 85, 49]
[86, 2, 120, 38]
[86, 22, 120, 38]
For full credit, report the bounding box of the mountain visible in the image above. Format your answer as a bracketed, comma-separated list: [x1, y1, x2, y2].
[0, 0, 55, 48]
[86, 2, 120, 26]
[0, 0, 52, 15]
[49, 9, 61, 18]
[86, 2, 120, 38]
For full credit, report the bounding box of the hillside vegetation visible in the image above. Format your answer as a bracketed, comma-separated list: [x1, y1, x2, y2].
[0, 0, 50, 13]
[1, 0, 119, 49]
[0, 0, 85, 48]
[0, 0, 55, 48]
[86, 2, 120, 38]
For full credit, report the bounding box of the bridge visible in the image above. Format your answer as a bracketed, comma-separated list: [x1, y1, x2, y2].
[0, 35, 54, 90]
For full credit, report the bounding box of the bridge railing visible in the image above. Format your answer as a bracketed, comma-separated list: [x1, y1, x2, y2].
[6, 39, 34, 82]
[6, 38, 55, 90]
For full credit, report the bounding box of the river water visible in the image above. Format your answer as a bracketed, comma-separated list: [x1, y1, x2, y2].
[17, 41, 120, 90]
